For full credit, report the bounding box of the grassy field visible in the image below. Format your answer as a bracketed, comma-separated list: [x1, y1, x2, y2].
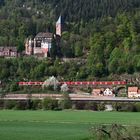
[0, 110, 140, 140]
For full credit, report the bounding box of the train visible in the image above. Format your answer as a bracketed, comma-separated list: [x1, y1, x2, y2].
[18, 81, 127, 86]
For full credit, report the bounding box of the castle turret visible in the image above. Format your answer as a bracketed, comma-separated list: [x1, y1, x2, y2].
[25, 39, 33, 55]
[25, 39, 29, 54]
[56, 16, 61, 37]
[25, 38, 33, 55]
[29, 38, 33, 55]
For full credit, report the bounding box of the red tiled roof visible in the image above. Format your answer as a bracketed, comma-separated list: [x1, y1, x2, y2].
[128, 87, 138, 92]
[92, 89, 101, 94]
[93, 89, 101, 92]
[0, 47, 17, 52]
[35, 32, 53, 38]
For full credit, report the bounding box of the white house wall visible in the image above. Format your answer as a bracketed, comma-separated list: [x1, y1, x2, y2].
[34, 47, 43, 54]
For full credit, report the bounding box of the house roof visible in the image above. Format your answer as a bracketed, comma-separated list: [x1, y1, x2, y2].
[92, 89, 101, 93]
[0, 47, 17, 52]
[0, 47, 4, 51]
[35, 32, 53, 39]
[128, 87, 138, 92]
[138, 90, 140, 94]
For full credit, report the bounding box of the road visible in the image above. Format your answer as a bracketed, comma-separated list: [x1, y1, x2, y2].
[1, 94, 140, 102]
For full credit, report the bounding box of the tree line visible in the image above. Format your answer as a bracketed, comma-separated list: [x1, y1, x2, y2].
[1, 97, 140, 112]
[0, 0, 140, 86]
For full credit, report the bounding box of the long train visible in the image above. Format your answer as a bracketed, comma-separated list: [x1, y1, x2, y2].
[18, 81, 127, 86]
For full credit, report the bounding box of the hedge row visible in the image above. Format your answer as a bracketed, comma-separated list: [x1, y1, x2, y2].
[0, 98, 140, 112]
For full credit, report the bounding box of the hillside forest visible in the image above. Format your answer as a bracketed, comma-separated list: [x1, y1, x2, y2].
[0, 0, 140, 92]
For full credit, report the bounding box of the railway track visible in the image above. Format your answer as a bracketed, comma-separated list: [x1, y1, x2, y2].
[1, 94, 140, 102]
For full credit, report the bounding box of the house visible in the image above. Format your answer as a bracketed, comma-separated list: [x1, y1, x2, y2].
[128, 87, 140, 98]
[0, 47, 19, 58]
[25, 16, 61, 58]
[103, 88, 114, 96]
[92, 89, 102, 96]
[25, 32, 53, 57]
[92, 88, 114, 96]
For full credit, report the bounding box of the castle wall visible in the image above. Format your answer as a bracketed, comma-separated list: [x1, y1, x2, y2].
[34, 47, 43, 54]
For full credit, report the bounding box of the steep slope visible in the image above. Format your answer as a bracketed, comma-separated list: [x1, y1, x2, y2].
[0, 0, 140, 79]
[50, 0, 140, 21]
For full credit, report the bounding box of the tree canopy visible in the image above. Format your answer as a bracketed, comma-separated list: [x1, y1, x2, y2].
[0, 0, 140, 88]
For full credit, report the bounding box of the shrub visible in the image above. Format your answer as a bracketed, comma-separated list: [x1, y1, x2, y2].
[26, 99, 33, 110]
[15, 101, 28, 110]
[59, 93, 72, 109]
[75, 101, 86, 110]
[119, 104, 134, 112]
[98, 103, 105, 111]
[134, 103, 140, 112]
[84, 102, 93, 110]
[43, 97, 58, 110]
[89, 124, 140, 140]
[112, 102, 123, 111]
[92, 102, 98, 111]
[4, 100, 16, 109]
[0, 99, 4, 109]
[113, 103, 137, 112]
[31, 99, 42, 110]
[10, 83, 19, 92]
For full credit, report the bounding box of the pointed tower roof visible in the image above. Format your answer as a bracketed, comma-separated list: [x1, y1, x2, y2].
[56, 15, 62, 36]
[56, 16, 61, 24]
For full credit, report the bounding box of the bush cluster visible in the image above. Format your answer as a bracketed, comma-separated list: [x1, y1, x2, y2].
[88, 124, 140, 140]
[0, 99, 58, 110]
[112, 102, 140, 112]
[73, 101, 105, 111]
[0, 94, 72, 110]
[0, 98, 140, 112]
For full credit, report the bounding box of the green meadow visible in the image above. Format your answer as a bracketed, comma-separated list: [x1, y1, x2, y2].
[0, 110, 140, 140]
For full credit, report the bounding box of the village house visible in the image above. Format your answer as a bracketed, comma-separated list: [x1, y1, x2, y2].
[103, 88, 114, 96]
[128, 87, 140, 98]
[0, 47, 19, 58]
[25, 16, 61, 57]
[92, 88, 114, 97]
[92, 89, 102, 96]
[25, 32, 53, 57]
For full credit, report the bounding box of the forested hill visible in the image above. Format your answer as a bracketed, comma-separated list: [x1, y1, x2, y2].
[51, 0, 140, 21]
[0, 0, 140, 80]
[0, 0, 140, 21]
[0, 0, 139, 45]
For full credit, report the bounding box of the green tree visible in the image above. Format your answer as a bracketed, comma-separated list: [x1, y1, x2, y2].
[43, 97, 58, 110]
[50, 36, 57, 59]
[59, 93, 72, 109]
[74, 41, 83, 57]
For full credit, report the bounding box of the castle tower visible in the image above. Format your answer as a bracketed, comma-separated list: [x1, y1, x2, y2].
[29, 38, 33, 55]
[25, 38, 33, 55]
[56, 16, 61, 36]
[25, 39, 29, 54]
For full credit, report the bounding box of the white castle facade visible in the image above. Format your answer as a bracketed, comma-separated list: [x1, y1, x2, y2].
[25, 16, 61, 57]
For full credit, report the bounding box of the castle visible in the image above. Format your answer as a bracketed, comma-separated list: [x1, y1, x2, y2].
[25, 16, 61, 57]
[0, 47, 19, 58]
